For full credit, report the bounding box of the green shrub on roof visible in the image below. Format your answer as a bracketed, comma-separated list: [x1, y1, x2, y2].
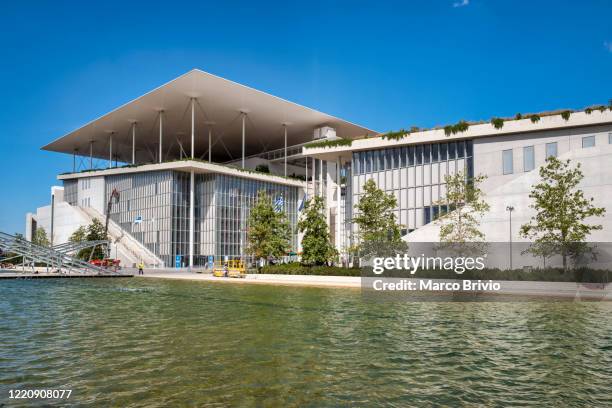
[561, 110, 571, 121]
[381, 129, 407, 141]
[491, 117, 504, 129]
[304, 139, 353, 149]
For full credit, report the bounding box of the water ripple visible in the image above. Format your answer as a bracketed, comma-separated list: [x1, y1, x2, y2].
[0, 279, 610, 407]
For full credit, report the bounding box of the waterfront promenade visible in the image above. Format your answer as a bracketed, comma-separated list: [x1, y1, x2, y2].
[138, 270, 612, 300]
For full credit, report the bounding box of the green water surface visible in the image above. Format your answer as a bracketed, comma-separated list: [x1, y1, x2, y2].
[1, 278, 611, 407]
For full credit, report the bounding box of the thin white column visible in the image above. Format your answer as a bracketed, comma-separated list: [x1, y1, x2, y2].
[319, 159, 323, 198]
[109, 133, 113, 168]
[159, 111, 163, 163]
[283, 124, 288, 177]
[190, 98, 195, 159]
[189, 169, 194, 268]
[241, 113, 246, 169]
[89, 141, 93, 169]
[336, 157, 342, 253]
[73, 150, 76, 172]
[208, 128, 212, 162]
[305, 157, 308, 198]
[312, 157, 316, 196]
[131, 123, 136, 164]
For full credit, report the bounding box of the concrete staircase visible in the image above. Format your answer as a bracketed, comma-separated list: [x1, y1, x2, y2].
[76, 207, 164, 268]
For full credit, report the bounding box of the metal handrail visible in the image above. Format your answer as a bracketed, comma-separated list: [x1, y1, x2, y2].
[0, 232, 117, 275]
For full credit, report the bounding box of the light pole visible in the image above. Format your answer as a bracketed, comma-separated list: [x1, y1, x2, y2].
[506, 206, 514, 270]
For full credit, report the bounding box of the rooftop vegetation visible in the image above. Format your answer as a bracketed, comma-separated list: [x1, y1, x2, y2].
[304, 138, 353, 149]
[376, 100, 611, 143]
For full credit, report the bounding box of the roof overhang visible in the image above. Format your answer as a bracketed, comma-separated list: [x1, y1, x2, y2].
[42, 69, 377, 164]
[58, 160, 306, 188]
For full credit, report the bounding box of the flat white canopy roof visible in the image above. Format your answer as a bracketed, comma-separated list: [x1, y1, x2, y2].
[42, 69, 377, 163]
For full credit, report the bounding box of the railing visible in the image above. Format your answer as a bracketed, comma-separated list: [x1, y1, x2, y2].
[0, 232, 117, 275]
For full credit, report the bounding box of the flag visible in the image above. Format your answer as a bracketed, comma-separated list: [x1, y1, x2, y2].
[298, 194, 307, 212]
[274, 195, 284, 212]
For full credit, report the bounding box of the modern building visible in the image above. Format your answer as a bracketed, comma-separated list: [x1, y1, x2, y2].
[27, 69, 612, 268]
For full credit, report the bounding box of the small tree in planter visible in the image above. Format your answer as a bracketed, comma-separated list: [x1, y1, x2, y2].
[246, 190, 291, 269]
[520, 157, 605, 270]
[353, 179, 407, 259]
[436, 172, 490, 243]
[298, 196, 337, 266]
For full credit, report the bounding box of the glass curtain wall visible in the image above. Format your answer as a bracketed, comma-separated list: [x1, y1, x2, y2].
[106, 171, 174, 266]
[105, 170, 299, 267]
[351, 140, 474, 234]
[207, 174, 298, 264]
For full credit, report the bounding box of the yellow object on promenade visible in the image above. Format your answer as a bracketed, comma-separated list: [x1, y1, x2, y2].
[212, 260, 246, 278]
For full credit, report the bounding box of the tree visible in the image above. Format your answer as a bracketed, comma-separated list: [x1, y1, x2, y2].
[520, 156, 605, 269]
[298, 196, 337, 265]
[436, 172, 490, 243]
[246, 190, 291, 267]
[69, 220, 108, 260]
[32, 227, 51, 247]
[353, 179, 407, 258]
[69, 225, 89, 260]
[86, 218, 109, 260]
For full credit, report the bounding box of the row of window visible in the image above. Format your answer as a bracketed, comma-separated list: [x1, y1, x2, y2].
[80, 178, 92, 190]
[353, 140, 473, 175]
[503, 142, 558, 175]
[501, 134, 606, 175]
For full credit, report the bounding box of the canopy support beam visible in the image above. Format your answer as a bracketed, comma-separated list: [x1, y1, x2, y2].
[159, 110, 164, 163]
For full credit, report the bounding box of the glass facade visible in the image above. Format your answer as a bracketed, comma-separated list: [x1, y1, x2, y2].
[351, 140, 474, 231]
[104, 171, 299, 267]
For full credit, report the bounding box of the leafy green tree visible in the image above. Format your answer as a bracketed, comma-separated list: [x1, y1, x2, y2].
[87, 218, 109, 260]
[353, 179, 407, 258]
[69, 226, 87, 244]
[246, 190, 291, 266]
[520, 157, 605, 269]
[436, 172, 490, 243]
[298, 196, 337, 265]
[69, 220, 108, 260]
[69, 225, 89, 260]
[32, 227, 51, 247]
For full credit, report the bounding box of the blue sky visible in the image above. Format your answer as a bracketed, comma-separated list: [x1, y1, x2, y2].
[0, 0, 611, 234]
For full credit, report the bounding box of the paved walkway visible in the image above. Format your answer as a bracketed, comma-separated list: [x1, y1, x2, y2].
[138, 270, 361, 288]
[137, 270, 612, 300]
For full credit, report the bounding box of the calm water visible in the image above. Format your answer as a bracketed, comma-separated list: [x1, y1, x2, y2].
[1, 278, 611, 407]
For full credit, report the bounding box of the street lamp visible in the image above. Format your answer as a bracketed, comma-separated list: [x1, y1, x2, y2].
[506, 206, 515, 270]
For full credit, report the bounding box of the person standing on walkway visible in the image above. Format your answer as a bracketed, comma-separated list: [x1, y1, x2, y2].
[138, 262, 144, 275]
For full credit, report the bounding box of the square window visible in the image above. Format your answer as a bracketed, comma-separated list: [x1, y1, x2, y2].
[582, 135, 595, 148]
[502, 149, 513, 175]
